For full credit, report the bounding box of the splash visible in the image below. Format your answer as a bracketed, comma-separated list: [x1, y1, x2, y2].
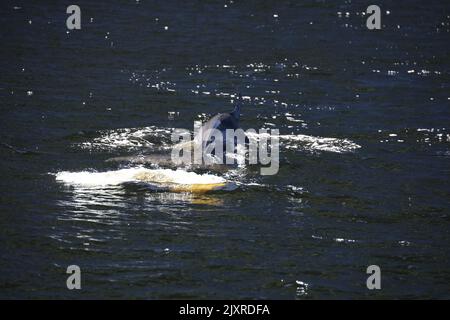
[77, 125, 361, 154]
[246, 131, 361, 153]
[55, 167, 226, 188]
[76, 126, 173, 151]
[280, 133, 361, 153]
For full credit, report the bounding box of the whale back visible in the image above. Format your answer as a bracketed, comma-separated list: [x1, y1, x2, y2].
[198, 112, 239, 147]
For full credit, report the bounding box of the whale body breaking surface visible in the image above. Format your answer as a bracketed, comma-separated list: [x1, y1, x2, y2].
[54, 167, 232, 193]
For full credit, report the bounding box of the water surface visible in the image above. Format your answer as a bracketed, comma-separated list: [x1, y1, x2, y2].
[0, 0, 449, 299]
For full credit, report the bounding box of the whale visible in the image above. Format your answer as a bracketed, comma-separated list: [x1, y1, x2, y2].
[197, 93, 242, 150]
[107, 94, 243, 171]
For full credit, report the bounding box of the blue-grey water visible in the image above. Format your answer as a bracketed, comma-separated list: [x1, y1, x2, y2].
[0, 0, 449, 299]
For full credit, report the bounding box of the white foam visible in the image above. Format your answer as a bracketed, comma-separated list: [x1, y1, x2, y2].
[75, 124, 361, 154]
[246, 131, 361, 153]
[55, 167, 225, 187]
[76, 126, 173, 151]
[280, 134, 361, 153]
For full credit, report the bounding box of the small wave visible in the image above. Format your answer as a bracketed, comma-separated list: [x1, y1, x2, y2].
[281, 134, 361, 153]
[75, 126, 173, 151]
[55, 167, 226, 187]
[246, 131, 361, 153]
[75, 125, 360, 155]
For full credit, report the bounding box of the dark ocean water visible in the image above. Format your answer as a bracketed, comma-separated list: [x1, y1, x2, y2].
[0, 0, 449, 299]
